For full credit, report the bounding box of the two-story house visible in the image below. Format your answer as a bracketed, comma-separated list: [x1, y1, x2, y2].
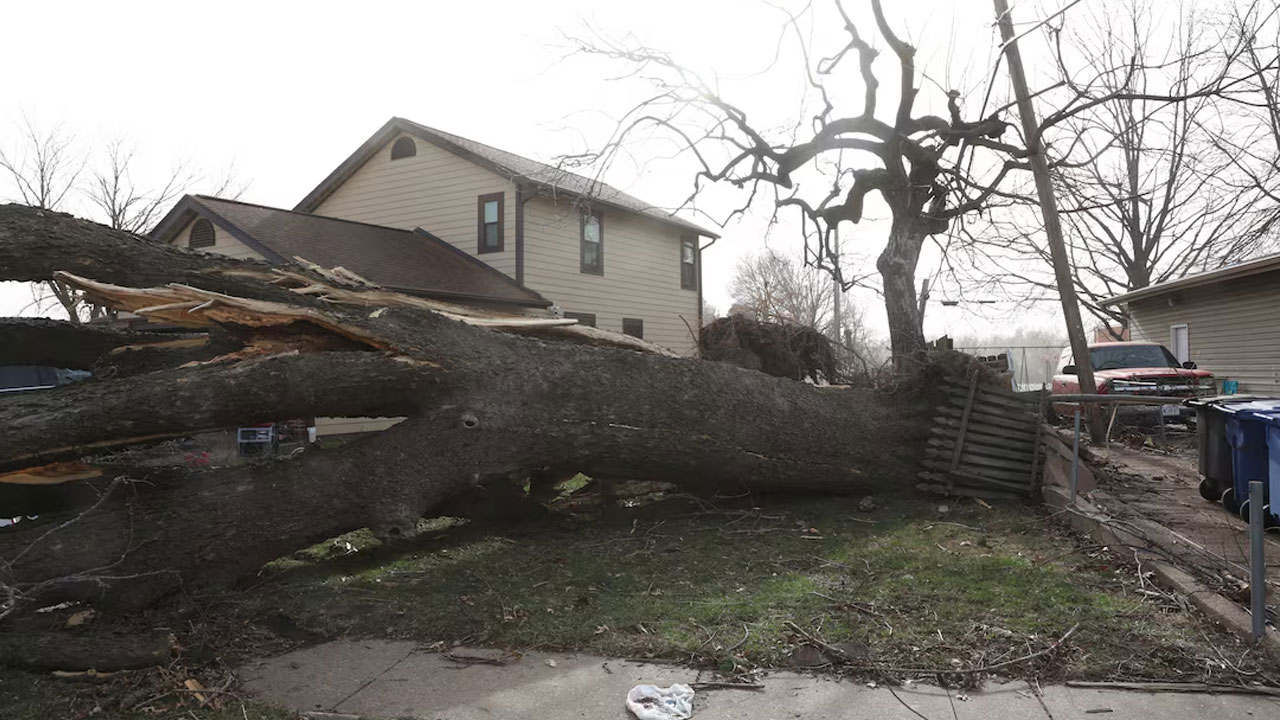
[151, 117, 717, 437]
[156, 117, 717, 355]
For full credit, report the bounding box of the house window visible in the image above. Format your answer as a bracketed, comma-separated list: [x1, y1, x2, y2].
[189, 219, 215, 249]
[390, 136, 416, 160]
[477, 192, 504, 253]
[622, 318, 644, 339]
[581, 210, 604, 274]
[680, 236, 698, 290]
[564, 311, 596, 328]
[1171, 324, 1190, 364]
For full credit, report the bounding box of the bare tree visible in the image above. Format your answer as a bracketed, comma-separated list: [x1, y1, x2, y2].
[84, 137, 198, 235]
[731, 251, 836, 331]
[730, 249, 873, 368]
[3, 120, 250, 322]
[571, 0, 1276, 364]
[569, 0, 1038, 364]
[0, 114, 83, 211]
[0, 115, 93, 321]
[956, 0, 1280, 336]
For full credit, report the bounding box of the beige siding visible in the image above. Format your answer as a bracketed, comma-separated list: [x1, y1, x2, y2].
[523, 196, 700, 355]
[313, 133, 517, 277]
[172, 217, 262, 260]
[314, 416, 404, 437]
[1127, 271, 1280, 394]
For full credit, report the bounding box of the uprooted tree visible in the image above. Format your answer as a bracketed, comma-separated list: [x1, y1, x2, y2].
[0, 204, 978, 629]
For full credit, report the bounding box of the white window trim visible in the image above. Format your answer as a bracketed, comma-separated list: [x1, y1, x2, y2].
[1170, 323, 1189, 363]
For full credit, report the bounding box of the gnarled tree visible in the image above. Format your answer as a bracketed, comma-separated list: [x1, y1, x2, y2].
[0, 204, 965, 622]
[568, 0, 1040, 363]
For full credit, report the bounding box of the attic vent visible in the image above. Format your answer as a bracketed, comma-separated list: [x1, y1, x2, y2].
[189, 219, 215, 249]
[390, 136, 417, 160]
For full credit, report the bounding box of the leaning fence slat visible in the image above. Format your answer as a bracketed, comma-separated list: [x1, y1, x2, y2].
[1029, 410, 1045, 495]
[927, 437, 1035, 462]
[948, 372, 981, 491]
[929, 425, 1038, 452]
[935, 405, 1039, 433]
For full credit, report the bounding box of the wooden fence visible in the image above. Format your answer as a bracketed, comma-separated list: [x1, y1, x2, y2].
[919, 374, 1044, 500]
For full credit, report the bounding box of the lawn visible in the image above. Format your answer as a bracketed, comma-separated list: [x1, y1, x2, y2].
[4, 490, 1265, 719]
[223, 491, 1239, 680]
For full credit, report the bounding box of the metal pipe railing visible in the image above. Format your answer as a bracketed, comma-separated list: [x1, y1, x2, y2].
[1052, 394, 1191, 404]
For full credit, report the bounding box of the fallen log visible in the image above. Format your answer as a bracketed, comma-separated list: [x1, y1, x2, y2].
[0, 204, 948, 614]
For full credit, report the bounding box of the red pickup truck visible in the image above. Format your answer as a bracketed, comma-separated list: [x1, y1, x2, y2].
[1051, 341, 1215, 421]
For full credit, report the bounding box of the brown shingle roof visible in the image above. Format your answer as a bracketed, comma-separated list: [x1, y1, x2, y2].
[293, 117, 719, 239]
[152, 195, 550, 308]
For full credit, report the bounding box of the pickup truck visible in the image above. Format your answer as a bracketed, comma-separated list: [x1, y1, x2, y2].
[1050, 341, 1215, 421]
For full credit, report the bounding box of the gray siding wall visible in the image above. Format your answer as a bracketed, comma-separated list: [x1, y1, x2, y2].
[1127, 270, 1280, 394]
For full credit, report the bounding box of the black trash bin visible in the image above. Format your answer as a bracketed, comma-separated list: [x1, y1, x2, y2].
[1189, 398, 1234, 505]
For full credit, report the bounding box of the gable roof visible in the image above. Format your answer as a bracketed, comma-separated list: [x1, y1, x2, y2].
[294, 117, 720, 239]
[1103, 252, 1280, 306]
[150, 195, 551, 308]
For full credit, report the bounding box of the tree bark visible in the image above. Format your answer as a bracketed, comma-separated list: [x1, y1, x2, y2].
[0, 204, 945, 613]
[878, 220, 928, 362]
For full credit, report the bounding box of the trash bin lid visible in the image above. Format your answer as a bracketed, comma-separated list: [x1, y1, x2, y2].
[1218, 399, 1280, 416]
[1242, 400, 1280, 425]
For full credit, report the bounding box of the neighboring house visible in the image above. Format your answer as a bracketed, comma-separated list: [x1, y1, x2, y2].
[1104, 253, 1280, 394]
[293, 117, 718, 355]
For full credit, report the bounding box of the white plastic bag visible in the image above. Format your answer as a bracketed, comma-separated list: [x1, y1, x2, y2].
[626, 683, 695, 720]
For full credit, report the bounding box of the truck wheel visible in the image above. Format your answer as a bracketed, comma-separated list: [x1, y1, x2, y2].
[1198, 478, 1218, 502]
[1221, 488, 1239, 514]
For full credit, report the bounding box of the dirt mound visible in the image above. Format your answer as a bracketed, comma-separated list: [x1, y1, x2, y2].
[700, 315, 837, 382]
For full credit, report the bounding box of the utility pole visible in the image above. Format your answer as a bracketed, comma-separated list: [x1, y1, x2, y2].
[831, 230, 843, 343]
[993, 0, 1103, 441]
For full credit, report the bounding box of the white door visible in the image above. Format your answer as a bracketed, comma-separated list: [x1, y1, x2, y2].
[1171, 324, 1189, 364]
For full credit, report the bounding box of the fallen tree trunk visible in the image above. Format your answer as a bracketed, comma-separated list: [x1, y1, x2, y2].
[0, 204, 946, 614]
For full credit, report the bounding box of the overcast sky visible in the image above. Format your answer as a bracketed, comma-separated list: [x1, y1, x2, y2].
[0, 0, 1072, 345]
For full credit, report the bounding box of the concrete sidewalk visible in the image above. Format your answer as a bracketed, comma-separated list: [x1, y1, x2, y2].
[240, 640, 1279, 719]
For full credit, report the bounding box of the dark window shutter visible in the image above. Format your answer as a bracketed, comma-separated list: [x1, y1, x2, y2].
[390, 137, 417, 160]
[189, 219, 215, 249]
[622, 318, 644, 339]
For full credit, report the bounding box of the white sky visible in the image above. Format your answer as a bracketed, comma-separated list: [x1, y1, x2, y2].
[0, 0, 1073, 345]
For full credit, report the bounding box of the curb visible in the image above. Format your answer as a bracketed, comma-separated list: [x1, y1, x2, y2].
[1042, 484, 1280, 662]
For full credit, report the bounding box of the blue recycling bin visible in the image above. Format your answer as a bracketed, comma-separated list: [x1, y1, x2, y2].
[1221, 400, 1280, 521]
[1246, 411, 1280, 528]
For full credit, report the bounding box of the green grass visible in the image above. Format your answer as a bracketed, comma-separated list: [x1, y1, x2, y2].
[232, 494, 1222, 679]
